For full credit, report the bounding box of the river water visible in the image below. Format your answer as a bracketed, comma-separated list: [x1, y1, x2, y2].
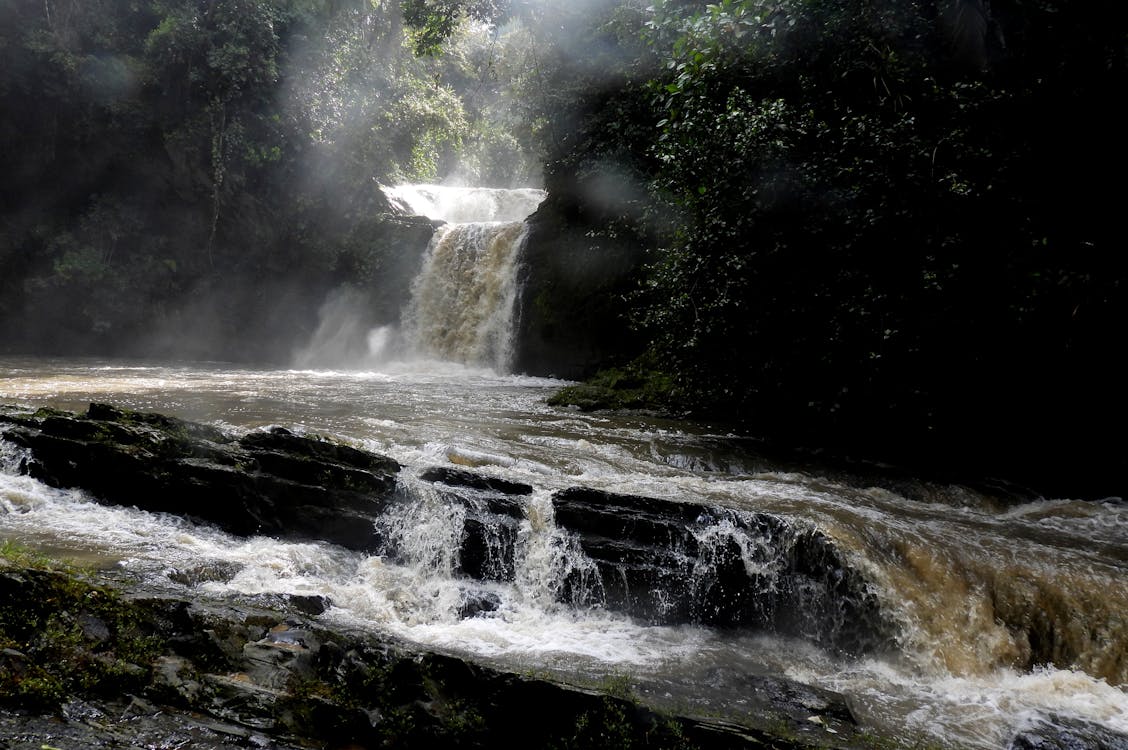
[1, 357, 1125, 747]
[2, 187, 1127, 747]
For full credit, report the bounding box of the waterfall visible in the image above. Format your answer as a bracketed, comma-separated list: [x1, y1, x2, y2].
[403, 222, 527, 370]
[294, 184, 545, 371]
[394, 184, 546, 372]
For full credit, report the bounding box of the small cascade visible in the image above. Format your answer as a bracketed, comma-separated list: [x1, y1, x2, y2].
[514, 490, 605, 611]
[549, 488, 888, 655]
[369, 468, 887, 655]
[853, 519, 1128, 683]
[376, 478, 467, 578]
[0, 438, 29, 476]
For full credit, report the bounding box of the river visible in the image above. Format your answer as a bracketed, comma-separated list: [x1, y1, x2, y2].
[2, 357, 1125, 747]
[2, 186, 1126, 747]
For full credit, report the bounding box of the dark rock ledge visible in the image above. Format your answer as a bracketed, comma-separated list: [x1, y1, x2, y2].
[0, 403, 888, 658]
[0, 559, 864, 750]
[0, 402, 401, 550]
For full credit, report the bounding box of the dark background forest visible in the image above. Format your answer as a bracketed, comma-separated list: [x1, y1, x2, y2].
[1, 0, 1125, 498]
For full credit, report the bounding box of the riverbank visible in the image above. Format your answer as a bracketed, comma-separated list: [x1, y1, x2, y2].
[546, 362, 1124, 504]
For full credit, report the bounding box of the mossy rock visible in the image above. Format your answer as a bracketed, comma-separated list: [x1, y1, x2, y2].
[548, 360, 675, 414]
[0, 557, 165, 710]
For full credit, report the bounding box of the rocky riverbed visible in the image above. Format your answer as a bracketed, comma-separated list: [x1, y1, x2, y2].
[4, 556, 862, 749]
[0, 403, 868, 749]
[2, 402, 1126, 749]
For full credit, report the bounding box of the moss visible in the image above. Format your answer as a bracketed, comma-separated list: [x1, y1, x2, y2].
[0, 553, 166, 710]
[548, 357, 676, 414]
[597, 672, 635, 700]
[555, 695, 701, 750]
[0, 540, 58, 570]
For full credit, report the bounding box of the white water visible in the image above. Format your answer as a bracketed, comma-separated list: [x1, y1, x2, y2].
[2, 357, 1126, 748]
[384, 184, 547, 224]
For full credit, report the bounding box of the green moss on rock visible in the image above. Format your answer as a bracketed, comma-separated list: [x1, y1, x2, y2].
[0, 551, 165, 710]
[548, 359, 675, 414]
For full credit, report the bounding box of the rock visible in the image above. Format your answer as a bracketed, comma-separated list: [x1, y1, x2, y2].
[0, 647, 28, 676]
[282, 594, 332, 618]
[78, 612, 111, 643]
[514, 184, 647, 379]
[1009, 716, 1128, 750]
[2, 558, 876, 749]
[419, 466, 533, 497]
[242, 636, 317, 691]
[149, 655, 204, 705]
[121, 693, 160, 717]
[0, 404, 401, 551]
[167, 560, 244, 587]
[4, 403, 891, 657]
[550, 487, 888, 654]
[202, 673, 281, 730]
[457, 588, 502, 619]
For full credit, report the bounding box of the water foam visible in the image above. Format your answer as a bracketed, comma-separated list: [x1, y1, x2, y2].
[384, 184, 545, 224]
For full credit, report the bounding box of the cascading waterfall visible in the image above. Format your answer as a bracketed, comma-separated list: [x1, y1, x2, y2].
[393, 184, 545, 371]
[384, 184, 546, 224]
[364, 472, 881, 656]
[293, 184, 545, 371]
[4, 352, 1128, 748]
[402, 221, 528, 370]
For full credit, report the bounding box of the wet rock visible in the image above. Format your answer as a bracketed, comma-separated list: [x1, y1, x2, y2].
[150, 655, 204, 705]
[1009, 716, 1128, 750]
[420, 465, 533, 497]
[168, 560, 244, 587]
[0, 647, 28, 676]
[281, 594, 331, 618]
[202, 673, 281, 730]
[459, 513, 520, 581]
[122, 694, 160, 717]
[0, 698, 307, 750]
[2, 558, 877, 750]
[457, 588, 502, 619]
[242, 593, 332, 618]
[242, 636, 317, 691]
[551, 487, 888, 655]
[240, 427, 399, 492]
[78, 612, 111, 643]
[0, 404, 401, 552]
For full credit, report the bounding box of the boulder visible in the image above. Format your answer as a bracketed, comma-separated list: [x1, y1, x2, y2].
[0, 403, 400, 551]
[551, 487, 888, 655]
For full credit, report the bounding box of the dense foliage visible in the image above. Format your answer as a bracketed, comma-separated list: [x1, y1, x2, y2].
[0, 0, 536, 360]
[1, 0, 1123, 492]
[524, 0, 1126, 493]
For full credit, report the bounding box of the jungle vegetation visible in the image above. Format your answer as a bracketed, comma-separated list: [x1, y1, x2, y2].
[1, 0, 1124, 494]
